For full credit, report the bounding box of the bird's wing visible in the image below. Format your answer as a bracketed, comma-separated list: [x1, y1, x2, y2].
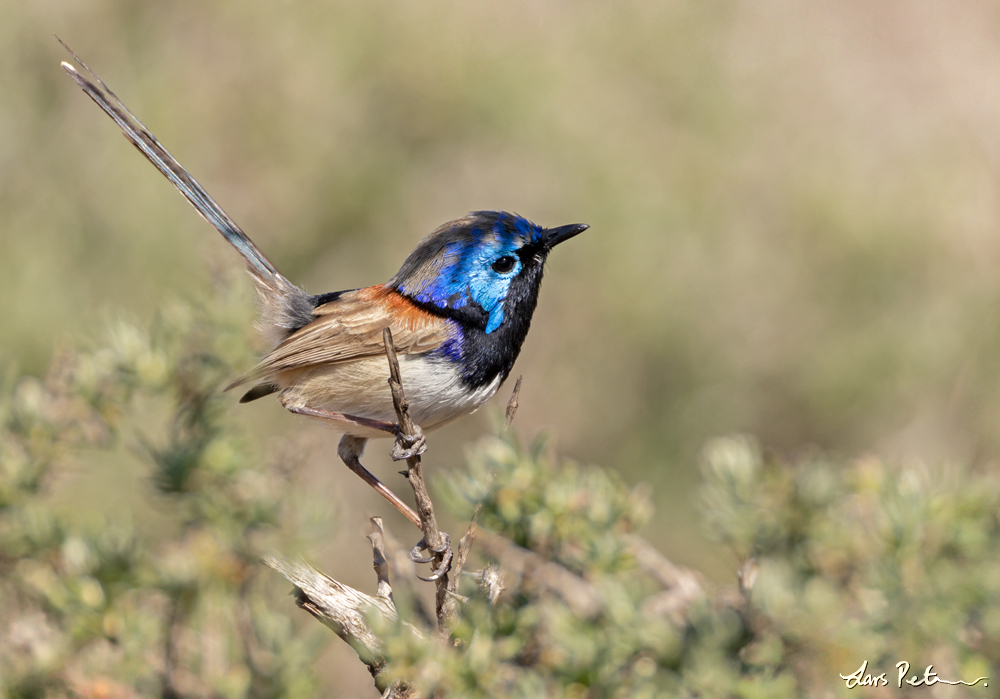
[226, 285, 452, 389]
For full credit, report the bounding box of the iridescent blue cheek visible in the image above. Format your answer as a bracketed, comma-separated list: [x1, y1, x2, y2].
[466, 255, 521, 333]
[401, 244, 520, 333]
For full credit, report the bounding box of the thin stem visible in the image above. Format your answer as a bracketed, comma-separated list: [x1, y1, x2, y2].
[383, 328, 453, 634]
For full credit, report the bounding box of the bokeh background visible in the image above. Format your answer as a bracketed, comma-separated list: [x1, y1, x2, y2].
[5, 1, 1000, 694]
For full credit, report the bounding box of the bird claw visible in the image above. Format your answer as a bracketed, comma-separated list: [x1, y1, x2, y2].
[392, 424, 427, 461]
[408, 536, 434, 563]
[408, 533, 453, 582]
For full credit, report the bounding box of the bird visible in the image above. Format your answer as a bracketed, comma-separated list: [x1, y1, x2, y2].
[60, 48, 587, 536]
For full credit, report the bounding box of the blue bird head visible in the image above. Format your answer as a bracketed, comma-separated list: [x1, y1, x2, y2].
[390, 211, 587, 335]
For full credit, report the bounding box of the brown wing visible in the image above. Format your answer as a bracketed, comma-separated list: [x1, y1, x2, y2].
[225, 285, 452, 390]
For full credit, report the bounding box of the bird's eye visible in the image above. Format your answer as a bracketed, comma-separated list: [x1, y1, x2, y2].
[491, 256, 516, 274]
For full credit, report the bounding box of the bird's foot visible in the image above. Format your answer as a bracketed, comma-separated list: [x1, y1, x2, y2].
[392, 423, 427, 461]
[409, 532, 453, 582]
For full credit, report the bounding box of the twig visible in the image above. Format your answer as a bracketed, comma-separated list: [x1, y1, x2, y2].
[449, 522, 480, 597]
[382, 328, 453, 636]
[367, 517, 394, 605]
[448, 376, 522, 598]
[380, 524, 436, 629]
[446, 501, 483, 612]
[504, 375, 522, 430]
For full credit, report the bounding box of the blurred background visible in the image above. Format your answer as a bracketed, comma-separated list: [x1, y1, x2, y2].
[5, 0, 1000, 693]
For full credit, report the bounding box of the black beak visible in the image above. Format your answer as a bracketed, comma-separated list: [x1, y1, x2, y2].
[542, 223, 589, 250]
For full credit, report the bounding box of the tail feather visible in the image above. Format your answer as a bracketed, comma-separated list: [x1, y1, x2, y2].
[239, 383, 279, 403]
[59, 40, 313, 345]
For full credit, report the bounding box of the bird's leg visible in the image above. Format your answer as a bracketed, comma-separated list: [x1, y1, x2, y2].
[391, 423, 426, 461]
[281, 402, 399, 436]
[279, 396, 421, 528]
[336, 435, 422, 529]
[280, 399, 425, 461]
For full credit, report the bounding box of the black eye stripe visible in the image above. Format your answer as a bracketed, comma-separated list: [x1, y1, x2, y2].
[492, 256, 516, 273]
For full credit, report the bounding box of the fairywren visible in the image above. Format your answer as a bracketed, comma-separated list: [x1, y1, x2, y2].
[62, 53, 586, 528]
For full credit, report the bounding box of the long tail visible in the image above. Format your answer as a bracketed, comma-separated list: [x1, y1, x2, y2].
[59, 40, 313, 343]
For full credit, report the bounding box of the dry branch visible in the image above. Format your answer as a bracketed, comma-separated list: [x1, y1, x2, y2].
[383, 328, 455, 635]
[262, 535, 422, 696]
[262, 556, 393, 664]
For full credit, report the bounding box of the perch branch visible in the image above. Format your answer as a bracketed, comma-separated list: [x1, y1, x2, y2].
[383, 328, 454, 634]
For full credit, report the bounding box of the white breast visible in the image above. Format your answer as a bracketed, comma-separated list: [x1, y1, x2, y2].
[276, 356, 502, 439]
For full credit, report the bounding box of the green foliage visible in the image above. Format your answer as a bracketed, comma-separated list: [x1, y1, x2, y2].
[376, 437, 752, 699]
[4, 6, 998, 695]
[700, 436, 1000, 694]
[0, 286, 325, 698]
[450, 435, 653, 574]
[371, 435, 999, 698]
